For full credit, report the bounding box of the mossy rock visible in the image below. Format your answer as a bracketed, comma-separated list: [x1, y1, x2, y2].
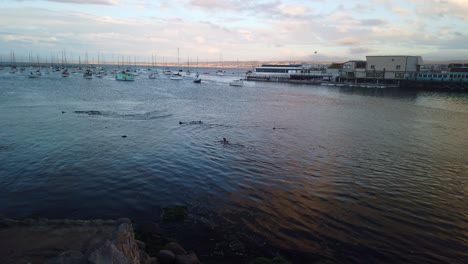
[162, 205, 188, 222]
[250, 256, 291, 264]
[314, 260, 336, 264]
[250, 257, 273, 264]
[272, 256, 291, 264]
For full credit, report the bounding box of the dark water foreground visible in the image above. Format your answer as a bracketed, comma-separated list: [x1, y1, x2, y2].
[0, 70, 467, 263]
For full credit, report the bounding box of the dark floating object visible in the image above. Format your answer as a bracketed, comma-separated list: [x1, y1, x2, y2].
[61, 111, 66, 114]
[273, 127, 276, 130]
[74, 110, 101, 115]
[121, 135, 127, 138]
[179, 120, 203, 125]
[223, 138, 229, 144]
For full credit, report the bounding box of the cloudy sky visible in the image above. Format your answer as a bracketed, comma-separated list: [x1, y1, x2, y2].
[0, 0, 467, 63]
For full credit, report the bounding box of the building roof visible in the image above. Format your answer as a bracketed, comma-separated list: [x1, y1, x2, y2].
[327, 63, 344, 69]
[366, 55, 421, 58]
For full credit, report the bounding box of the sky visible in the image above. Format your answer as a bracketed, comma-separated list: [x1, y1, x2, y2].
[0, 0, 467, 63]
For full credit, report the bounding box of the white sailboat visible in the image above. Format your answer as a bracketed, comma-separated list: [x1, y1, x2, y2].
[216, 53, 225, 76]
[193, 57, 201, 83]
[171, 48, 183, 80]
[148, 54, 157, 79]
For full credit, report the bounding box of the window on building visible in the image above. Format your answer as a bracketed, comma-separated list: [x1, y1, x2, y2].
[396, 65, 401, 70]
[395, 73, 404, 78]
[370, 65, 375, 70]
[443, 75, 447, 78]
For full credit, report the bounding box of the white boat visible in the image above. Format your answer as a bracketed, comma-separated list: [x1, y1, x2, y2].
[193, 73, 201, 83]
[163, 70, 172, 75]
[216, 69, 225, 76]
[229, 79, 244, 87]
[115, 71, 135, 81]
[170, 72, 183, 80]
[148, 72, 157, 79]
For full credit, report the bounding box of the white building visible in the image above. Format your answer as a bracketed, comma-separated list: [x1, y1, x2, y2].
[366, 56, 423, 80]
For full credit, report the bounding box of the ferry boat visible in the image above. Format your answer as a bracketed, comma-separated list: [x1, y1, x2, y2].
[252, 64, 304, 76]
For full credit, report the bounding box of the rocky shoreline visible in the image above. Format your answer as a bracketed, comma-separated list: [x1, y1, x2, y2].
[0, 217, 200, 264]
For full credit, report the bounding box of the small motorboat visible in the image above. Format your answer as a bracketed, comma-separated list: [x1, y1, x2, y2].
[229, 79, 244, 87]
[193, 73, 201, 83]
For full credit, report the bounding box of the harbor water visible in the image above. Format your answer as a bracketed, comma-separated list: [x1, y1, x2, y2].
[0, 68, 467, 263]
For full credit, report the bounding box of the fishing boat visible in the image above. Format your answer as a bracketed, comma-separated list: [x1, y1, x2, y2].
[229, 79, 244, 87]
[115, 71, 135, 81]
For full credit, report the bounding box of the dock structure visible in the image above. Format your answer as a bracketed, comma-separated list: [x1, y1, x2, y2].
[245, 56, 468, 92]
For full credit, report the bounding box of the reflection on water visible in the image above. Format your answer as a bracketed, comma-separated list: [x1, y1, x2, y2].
[0, 69, 467, 263]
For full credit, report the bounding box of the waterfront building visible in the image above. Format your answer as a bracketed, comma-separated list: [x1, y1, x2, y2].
[341, 60, 366, 79]
[365, 55, 423, 80]
[326, 63, 344, 82]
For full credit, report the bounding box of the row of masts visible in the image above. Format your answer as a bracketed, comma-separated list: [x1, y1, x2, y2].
[1, 50, 207, 69]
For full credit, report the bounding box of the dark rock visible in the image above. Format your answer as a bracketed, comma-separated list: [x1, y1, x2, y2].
[162, 206, 188, 222]
[164, 242, 186, 255]
[157, 249, 175, 264]
[137, 221, 162, 236]
[139, 249, 152, 264]
[45, 250, 86, 264]
[116, 218, 131, 224]
[250, 257, 272, 264]
[112, 223, 140, 263]
[229, 239, 245, 253]
[82, 235, 106, 256]
[88, 240, 128, 264]
[136, 240, 146, 251]
[272, 256, 291, 264]
[174, 253, 200, 264]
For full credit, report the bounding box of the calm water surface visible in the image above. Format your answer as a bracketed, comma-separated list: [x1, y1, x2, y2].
[0, 69, 467, 263]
